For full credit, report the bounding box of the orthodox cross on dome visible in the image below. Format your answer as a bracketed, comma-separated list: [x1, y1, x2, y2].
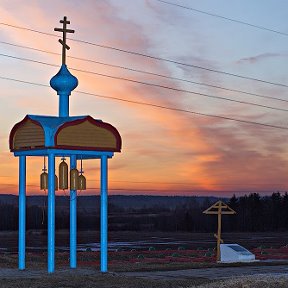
[54, 16, 75, 65]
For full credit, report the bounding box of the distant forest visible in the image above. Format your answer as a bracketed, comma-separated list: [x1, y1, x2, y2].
[0, 193, 287, 232]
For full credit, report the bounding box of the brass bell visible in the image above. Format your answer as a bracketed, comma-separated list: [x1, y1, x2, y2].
[55, 174, 58, 191]
[40, 172, 48, 190]
[70, 168, 79, 190]
[78, 174, 86, 190]
[59, 158, 68, 190]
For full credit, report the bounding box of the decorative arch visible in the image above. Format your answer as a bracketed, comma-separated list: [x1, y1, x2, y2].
[10, 116, 45, 151]
[55, 116, 122, 152]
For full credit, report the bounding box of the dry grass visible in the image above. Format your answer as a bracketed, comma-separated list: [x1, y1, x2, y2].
[1, 247, 288, 287]
[1, 250, 288, 272]
[0, 273, 210, 288]
[0, 273, 287, 288]
[193, 275, 288, 288]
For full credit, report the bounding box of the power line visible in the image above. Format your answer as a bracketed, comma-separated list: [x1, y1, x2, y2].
[67, 44, 288, 89]
[0, 74, 288, 131]
[1, 22, 288, 88]
[84, 187, 287, 194]
[0, 22, 57, 37]
[1, 183, 283, 194]
[74, 68, 288, 113]
[155, 0, 288, 37]
[90, 179, 288, 187]
[1, 40, 288, 104]
[2, 52, 288, 113]
[3, 181, 287, 187]
[86, 188, 283, 193]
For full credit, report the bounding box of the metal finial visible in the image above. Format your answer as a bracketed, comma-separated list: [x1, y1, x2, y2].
[54, 16, 75, 65]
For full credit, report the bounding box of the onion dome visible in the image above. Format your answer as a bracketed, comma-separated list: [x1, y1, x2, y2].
[50, 64, 78, 95]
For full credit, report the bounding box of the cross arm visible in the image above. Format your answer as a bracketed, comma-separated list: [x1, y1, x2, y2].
[54, 28, 75, 33]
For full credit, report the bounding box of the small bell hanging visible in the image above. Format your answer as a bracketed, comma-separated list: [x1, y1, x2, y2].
[78, 158, 86, 190]
[40, 156, 48, 190]
[70, 168, 79, 190]
[59, 157, 68, 190]
[40, 172, 48, 190]
[78, 174, 86, 190]
[55, 174, 58, 191]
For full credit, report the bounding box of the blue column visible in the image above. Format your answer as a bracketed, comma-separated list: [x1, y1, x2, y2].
[18, 156, 26, 270]
[100, 155, 108, 273]
[48, 153, 55, 273]
[59, 92, 69, 117]
[70, 155, 77, 268]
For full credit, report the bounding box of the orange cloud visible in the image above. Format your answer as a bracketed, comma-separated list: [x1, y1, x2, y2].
[1, 1, 288, 197]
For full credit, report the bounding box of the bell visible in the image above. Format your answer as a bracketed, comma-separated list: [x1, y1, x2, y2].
[40, 172, 48, 190]
[59, 159, 68, 190]
[70, 168, 79, 190]
[78, 174, 86, 190]
[55, 174, 58, 191]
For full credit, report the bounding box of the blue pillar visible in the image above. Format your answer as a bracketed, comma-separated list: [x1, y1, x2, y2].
[100, 155, 108, 272]
[59, 92, 69, 117]
[48, 153, 55, 273]
[70, 155, 77, 268]
[18, 156, 26, 270]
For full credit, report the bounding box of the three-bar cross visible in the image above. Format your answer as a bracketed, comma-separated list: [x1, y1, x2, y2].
[54, 16, 75, 65]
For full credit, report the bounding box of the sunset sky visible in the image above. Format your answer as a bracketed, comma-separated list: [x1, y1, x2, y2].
[1, 0, 288, 196]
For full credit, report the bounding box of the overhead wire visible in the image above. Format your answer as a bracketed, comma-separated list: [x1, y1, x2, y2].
[154, 0, 288, 37]
[1, 75, 288, 131]
[2, 181, 287, 187]
[1, 22, 288, 88]
[0, 183, 285, 194]
[1, 17, 287, 195]
[85, 187, 283, 193]
[90, 179, 288, 187]
[1, 40, 288, 104]
[1, 52, 288, 113]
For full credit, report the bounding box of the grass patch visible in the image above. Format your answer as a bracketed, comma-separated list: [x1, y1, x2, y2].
[0, 272, 211, 288]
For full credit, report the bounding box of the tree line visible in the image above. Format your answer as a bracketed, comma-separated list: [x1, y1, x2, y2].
[0, 192, 287, 232]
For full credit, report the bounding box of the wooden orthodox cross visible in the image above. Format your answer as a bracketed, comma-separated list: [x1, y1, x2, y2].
[54, 16, 75, 65]
[203, 201, 236, 261]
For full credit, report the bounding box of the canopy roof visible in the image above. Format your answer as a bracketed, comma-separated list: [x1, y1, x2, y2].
[9, 115, 122, 153]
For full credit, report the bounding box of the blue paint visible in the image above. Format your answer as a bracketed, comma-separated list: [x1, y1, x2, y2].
[14, 149, 113, 159]
[59, 92, 69, 117]
[50, 64, 78, 117]
[100, 155, 108, 273]
[10, 18, 121, 273]
[48, 153, 55, 273]
[18, 156, 26, 270]
[28, 115, 86, 146]
[70, 155, 77, 268]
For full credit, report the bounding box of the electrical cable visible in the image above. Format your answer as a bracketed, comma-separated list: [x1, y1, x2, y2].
[1, 22, 288, 88]
[0, 75, 288, 130]
[1, 183, 286, 194]
[1, 52, 288, 113]
[2, 40, 287, 104]
[154, 0, 288, 37]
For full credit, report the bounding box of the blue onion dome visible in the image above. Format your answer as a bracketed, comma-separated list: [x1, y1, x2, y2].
[50, 64, 78, 95]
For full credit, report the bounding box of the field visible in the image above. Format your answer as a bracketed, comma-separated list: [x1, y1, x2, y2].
[2, 230, 288, 251]
[1, 230, 288, 287]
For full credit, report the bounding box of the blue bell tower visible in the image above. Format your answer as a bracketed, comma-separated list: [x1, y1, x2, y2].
[9, 17, 122, 273]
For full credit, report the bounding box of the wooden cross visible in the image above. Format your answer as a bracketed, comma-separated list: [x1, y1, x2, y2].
[54, 16, 75, 65]
[203, 201, 236, 262]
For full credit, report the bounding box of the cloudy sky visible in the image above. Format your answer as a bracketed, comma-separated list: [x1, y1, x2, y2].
[1, 0, 288, 196]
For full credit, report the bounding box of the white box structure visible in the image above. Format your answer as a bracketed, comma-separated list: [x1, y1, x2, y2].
[220, 244, 256, 263]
